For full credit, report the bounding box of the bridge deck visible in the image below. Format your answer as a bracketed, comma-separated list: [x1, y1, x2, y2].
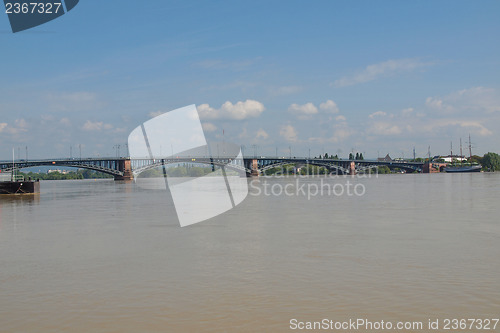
[0, 157, 424, 178]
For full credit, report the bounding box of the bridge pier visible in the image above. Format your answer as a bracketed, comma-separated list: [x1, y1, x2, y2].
[349, 161, 356, 175]
[115, 159, 134, 181]
[246, 159, 260, 177]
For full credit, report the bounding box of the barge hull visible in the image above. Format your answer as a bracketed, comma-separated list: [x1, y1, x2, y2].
[0, 181, 40, 194]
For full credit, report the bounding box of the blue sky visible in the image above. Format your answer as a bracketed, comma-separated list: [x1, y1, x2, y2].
[1, 0, 499, 159]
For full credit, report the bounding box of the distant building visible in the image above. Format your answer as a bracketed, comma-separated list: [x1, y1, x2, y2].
[377, 154, 392, 162]
[47, 169, 69, 174]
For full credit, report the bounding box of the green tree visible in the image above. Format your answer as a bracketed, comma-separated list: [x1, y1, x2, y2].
[349, 153, 354, 160]
[469, 155, 483, 165]
[359, 153, 364, 160]
[189, 167, 206, 177]
[377, 166, 391, 174]
[482, 152, 500, 171]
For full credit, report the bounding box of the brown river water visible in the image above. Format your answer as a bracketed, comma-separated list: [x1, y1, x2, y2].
[0, 173, 499, 332]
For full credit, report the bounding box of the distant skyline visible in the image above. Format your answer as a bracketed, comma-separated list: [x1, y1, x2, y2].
[1, 0, 499, 160]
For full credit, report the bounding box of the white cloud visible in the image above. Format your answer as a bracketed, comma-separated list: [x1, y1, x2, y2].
[332, 127, 353, 142]
[198, 100, 265, 120]
[279, 124, 298, 142]
[82, 120, 113, 131]
[307, 122, 354, 144]
[256, 128, 269, 139]
[368, 122, 402, 136]
[288, 100, 340, 119]
[288, 102, 318, 119]
[60, 118, 71, 126]
[364, 89, 498, 140]
[423, 119, 492, 136]
[335, 115, 346, 121]
[319, 100, 339, 113]
[425, 97, 454, 113]
[401, 108, 414, 116]
[369, 111, 387, 118]
[113, 127, 127, 133]
[149, 110, 166, 118]
[426, 87, 500, 114]
[14, 119, 28, 129]
[453, 87, 500, 113]
[202, 122, 217, 132]
[0, 119, 29, 135]
[334, 58, 432, 87]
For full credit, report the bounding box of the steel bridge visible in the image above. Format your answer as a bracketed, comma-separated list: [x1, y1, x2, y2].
[0, 158, 134, 180]
[0, 156, 424, 180]
[254, 157, 423, 174]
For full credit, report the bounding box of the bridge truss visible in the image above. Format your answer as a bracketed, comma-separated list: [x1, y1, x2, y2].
[0, 157, 423, 180]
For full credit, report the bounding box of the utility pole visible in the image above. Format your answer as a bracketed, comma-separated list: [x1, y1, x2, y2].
[70, 145, 72, 159]
[251, 144, 257, 158]
[25, 146, 28, 161]
[413, 147, 416, 161]
[289, 146, 292, 159]
[12, 147, 15, 181]
[79, 144, 82, 160]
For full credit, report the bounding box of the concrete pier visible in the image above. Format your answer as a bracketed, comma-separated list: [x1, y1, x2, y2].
[115, 159, 134, 181]
[349, 161, 356, 175]
[249, 159, 260, 177]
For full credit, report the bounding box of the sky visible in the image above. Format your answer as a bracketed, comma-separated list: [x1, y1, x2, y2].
[1, 0, 499, 160]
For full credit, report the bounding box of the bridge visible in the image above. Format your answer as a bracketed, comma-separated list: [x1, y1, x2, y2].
[0, 156, 424, 180]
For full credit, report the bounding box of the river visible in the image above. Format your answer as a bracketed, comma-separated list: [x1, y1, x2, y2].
[1, 173, 499, 332]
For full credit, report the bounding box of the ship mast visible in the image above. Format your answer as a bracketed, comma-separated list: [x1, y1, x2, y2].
[460, 138, 463, 165]
[468, 133, 473, 160]
[450, 141, 453, 161]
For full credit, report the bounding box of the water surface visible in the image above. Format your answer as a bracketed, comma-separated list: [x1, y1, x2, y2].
[1, 174, 499, 332]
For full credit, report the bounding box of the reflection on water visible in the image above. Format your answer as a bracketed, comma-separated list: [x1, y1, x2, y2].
[0, 194, 40, 228]
[0, 193, 40, 205]
[0, 175, 499, 332]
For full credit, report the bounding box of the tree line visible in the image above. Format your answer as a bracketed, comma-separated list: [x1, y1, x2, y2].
[475, 152, 500, 171]
[314, 152, 364, 160]
[18, 169, 113, 180]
